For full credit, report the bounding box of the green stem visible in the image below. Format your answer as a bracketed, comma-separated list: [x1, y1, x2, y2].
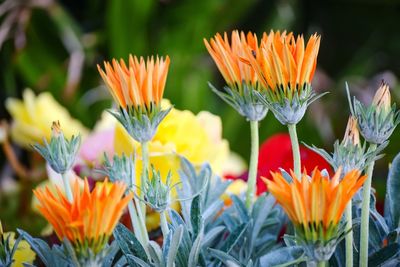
[360, 143, 377, 267]
[245, 120, 259, 209]
[61, 173, 73, 202]
[317, 261, 327, 267]
[160, 211, 169, 237]
[140, 142, 149, 217]
[345, 201, 353, 267]
[288, 124, 301, 179]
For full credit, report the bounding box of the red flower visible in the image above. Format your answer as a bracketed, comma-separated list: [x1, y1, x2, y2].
[256, 133, 332, 194]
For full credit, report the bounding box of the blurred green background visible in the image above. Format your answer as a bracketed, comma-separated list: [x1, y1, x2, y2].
[1, 0, 400, 222]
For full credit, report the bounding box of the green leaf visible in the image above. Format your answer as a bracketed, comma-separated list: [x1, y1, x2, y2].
[207, 248, 241, 266]
[368, 243, 400, 266]
[188, 231, 203, 267]
[113, 223, 149, 266]
[231, 195, 249, 223]
[165, 225, 183, 267]
[258, 246, 305, 267]
[190, 195, 202, 237]
[221, 223, 249, 253]
[385, 152, 400, 228]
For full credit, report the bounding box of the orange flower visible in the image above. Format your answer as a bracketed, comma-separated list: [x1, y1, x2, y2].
[204, 30, 260, 92]
[246, 30, 320, 93]
[97, 55, 170, 110]
[34, 178, 132, 255]
[265, 168, 366, 242]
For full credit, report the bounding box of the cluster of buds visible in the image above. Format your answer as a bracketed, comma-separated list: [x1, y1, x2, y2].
[265, 168, 366, 262]
[98, 55, 171, 143]
[101, 153, 136, 190]
[350, 81, 400, 144]
[141, 168, 174, 213]
[32, 121, 81, 174]
[308, 116, 377, 176]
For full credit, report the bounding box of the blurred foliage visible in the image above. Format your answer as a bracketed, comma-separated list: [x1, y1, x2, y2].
[1, 0, 400, 210]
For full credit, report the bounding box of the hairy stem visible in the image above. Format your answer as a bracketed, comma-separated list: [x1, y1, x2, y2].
[160, 210, 169, 237]
[359, 143, 377, 267]
[345, 201, 353, 267]
[288, 124, 301, 179]
[245, 120, 259, 209]
[61, 172, 73, 202]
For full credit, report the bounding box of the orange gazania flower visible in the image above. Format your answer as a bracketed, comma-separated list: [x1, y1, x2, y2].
[265, 168, 366, 242]
[246, 30, 320, 93]
[204, 30, 260, 92]
[97, 55, 170, 110]
[34, 178, 132, 255]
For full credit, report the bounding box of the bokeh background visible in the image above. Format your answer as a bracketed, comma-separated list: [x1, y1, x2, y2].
[1, 0, 400, 232]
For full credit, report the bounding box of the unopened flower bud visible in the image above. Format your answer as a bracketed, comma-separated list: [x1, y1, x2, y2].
[33, 122, 81, 174]
[342, 116, 360, 147]
[372, 82, 391, 115]
[51, 121, 62, 138]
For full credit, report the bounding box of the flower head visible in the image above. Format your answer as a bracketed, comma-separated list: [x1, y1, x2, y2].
[265, 168, 366, 259]
[98, 55, 170, 111]
[248, 30, 320, 93]
[98, 55, 171, 143]
[205, 30, 268, 121]
[350, 81, 400, 144]
[243, 30, 322, 125]
[33, 178, 132, 256]
[204, 30, 260, 92]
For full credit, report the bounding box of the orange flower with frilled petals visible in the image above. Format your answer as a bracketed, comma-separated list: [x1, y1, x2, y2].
[265, 168, 366, 242]
[246, 30, 320, 93]
[97, 55, 170, 110]
[34, 178, 132, 255]
[204, 30, 260, 92]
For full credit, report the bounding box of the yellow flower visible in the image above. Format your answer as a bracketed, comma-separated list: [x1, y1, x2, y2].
[265, 168, 366, 242]
[1, 231, 35, 267]
[114, 101, 230, 180]
[33, 178, 132, 255]
[5, 89, 88, 148]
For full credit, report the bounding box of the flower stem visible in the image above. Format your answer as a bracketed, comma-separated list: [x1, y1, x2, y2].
[160, 210, 169, 237]
[345, 201, 353, 267]
[140, 142, 150, 216]
[317, 261, 327, 267]
[245, 120, 259, 209]
[61, 172, 73, 202]
[288, 124, 301, 179]
[360, 143, 377, 267]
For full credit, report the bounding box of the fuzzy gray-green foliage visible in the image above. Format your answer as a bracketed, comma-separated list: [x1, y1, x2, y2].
[33, 133, 81, 174]
[18, 229, 124, 267]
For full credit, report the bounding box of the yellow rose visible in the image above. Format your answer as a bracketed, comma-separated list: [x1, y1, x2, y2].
[5, 89, 88, 148]
[114, 102, 230, 187]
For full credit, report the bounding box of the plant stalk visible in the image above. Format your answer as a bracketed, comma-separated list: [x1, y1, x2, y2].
[288, 123, 301, 179]
[317, 261, 327, 267]
[345, 201, 353, 267]
[245, 120, 259, 209]
[359, 143, 377, 267]
[160, 211, 169, 237]
[140, 142, 150, 215]
[61, 172, 73, 202]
